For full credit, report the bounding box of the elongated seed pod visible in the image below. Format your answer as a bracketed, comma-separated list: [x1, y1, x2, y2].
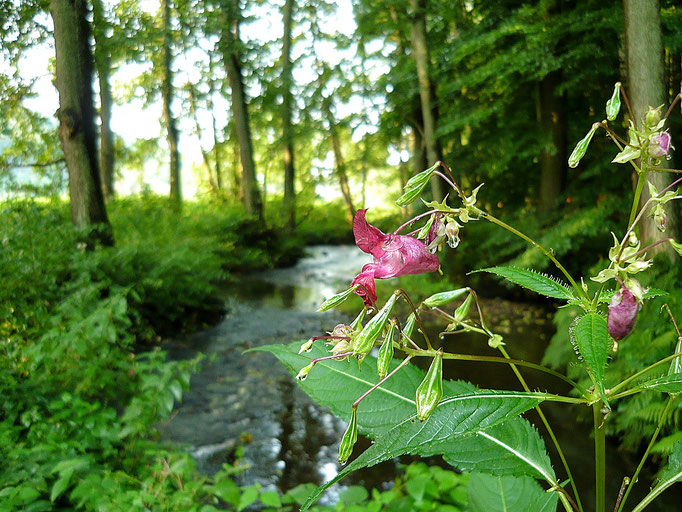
[338, 408, 358, 464]
[353, 293, 399, 361]
[415, 350, 443, 421]
[377, 323, 395, 379]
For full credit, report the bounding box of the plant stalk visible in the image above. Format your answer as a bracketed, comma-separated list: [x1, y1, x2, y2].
[593, 402, 606, 512]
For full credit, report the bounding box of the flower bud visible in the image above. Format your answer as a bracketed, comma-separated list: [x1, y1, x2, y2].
[318, 285, 360, 312]
[645, 106, 662, 129]
[377, 324, 395, 379]
[338, 408, 358, 464]
[353, 293, 398, 361]
[423, 288, 468, 308]
[296, 362, 315, 381]
[568, 123, 599, 168]
[298, 339, 315, 354]
[607, 286, 641, 340]
[649, 132, 672, 158]
[445, 219, 461, 249]
[453, 294, 473, 323]
[606, 82, 621, 121]
[415, 350, 443, 422]
[654, 204, 667, 232]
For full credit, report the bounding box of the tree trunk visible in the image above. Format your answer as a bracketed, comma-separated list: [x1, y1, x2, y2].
[325, 101, 355, 223]
[208, 58, 222, 190]
[537, 71, 567, 213]
[187, 80, 217, 190]
[161, 0, 181, 206]
[91, 0, 114, 199]
[49, 0, 112, 245]
[281, 0, 296, 231]
[624, 0, 677, 258]
[410, 0, 443, 200]
[220, 10, 263, 220]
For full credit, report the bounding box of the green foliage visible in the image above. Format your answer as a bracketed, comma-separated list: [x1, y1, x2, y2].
[475, 266, 575, 301]
[0, 196, 304, 511]
[467, 473, 558, 512]
[573, 312, 611, 404]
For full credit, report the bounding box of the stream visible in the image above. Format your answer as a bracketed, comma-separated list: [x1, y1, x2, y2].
[159, 245, 679, 510]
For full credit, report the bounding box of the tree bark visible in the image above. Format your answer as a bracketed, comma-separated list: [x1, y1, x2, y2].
[91, 0, 114, 199]
[187, 80, 217, 190]
[624, 0, 677, 258]
[281, 0, 296, 231]
[409, 0, 443, 200]
[49, 0, 112, 245]
[161, 0, 181, 206]
[219, 7, 263, 219]
[325, 100, 355, 223]
[537, 71, 567, 213]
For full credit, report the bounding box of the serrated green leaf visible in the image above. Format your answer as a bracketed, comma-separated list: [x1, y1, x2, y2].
[301, 390, 546, 509]
[574, 313, 611, 404]
[474, 267, 574, 300]
[632, 442, 682, 512]
[467, 473, 558, 512]
[442, 417, 555, 483]
[637, 374, 682, 394]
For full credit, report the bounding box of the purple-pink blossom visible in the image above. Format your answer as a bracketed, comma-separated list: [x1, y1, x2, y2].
[351, 209, 440, 306]
[649, 132, 671, 158]
[607, 286, 641, 340]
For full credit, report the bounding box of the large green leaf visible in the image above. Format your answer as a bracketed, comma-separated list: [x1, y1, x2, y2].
[474, 267, 575, 301]
[637, 374, 682, 395]
[632, 441, 682, 512]
[573, 313, 611, 404]
[300, 390, 546, 510]
[442, 417, 555, 483]
[257, 342, 556, 510]
[467, 473, 558, 512]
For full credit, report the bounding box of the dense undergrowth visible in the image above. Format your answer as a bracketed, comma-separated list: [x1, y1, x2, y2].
[0, 196, 471, 511]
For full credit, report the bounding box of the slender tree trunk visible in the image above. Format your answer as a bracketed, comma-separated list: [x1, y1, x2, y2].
[624, 0, 677, 258]
[91, 0, 114, 199]
[537, 71, 567, 213]
[325, 101, 355, 223]
[49, 0, 112, 245]
[161, 0, 181, 206]
[281, 0, 296, 230]
[187, 81, 217, 190]
[410, 0, 443, 200]
[208, 58, 222, 190]
[220, 10, 263, 220]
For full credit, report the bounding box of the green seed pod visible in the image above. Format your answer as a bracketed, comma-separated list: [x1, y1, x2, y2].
[318, 285, 359, 312]
[338, 408, 358, 464]
[395, 162, 440, 206]
[377, 323, 395, 379]
[568, 123, 599, 168]
[401, 313, 417, 345]
[350, 308, 366, 330]
[415, 350, 443, 422]
[669, 337, 682, 377]
[353, 293, 399, 361]
[606, 82, 621, 121]
[423, 288, 468, 308]
[453, 293, 473, 323]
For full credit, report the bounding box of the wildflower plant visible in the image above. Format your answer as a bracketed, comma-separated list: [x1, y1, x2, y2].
[258, 85, 682, 512]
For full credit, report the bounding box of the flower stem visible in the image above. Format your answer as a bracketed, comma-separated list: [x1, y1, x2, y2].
[476, 209, 585, 300]
[352, 356, 413, 409]
[498, 347, 584, 512]
[402, 346, 589, 397]
[616, 397, 675, 512]
[396, 289, 433, 350]
[593, 402, 606, 512]
[609, 352, 682, 397]
[628, 171, 647, 230]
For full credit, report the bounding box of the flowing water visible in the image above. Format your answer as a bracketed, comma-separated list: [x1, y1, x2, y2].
[159, 246, 678, 510]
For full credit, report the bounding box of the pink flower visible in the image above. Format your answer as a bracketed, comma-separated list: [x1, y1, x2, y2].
[649, 132, 671, 158]
[607, 286, 641, 340]
[351, 209, 440, 306]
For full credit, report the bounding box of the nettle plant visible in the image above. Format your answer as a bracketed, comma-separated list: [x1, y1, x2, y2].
[258, 84, 682, 512]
